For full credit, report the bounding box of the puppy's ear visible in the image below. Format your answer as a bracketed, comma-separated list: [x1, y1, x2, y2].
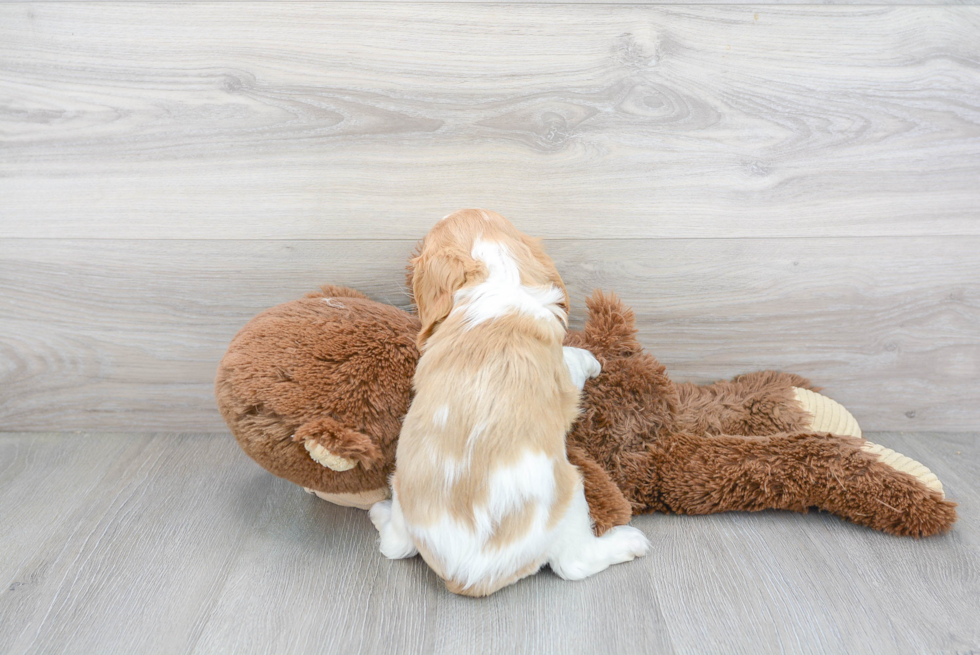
[404, 240, 424, 308]
[412, 247, 476, 348]
[520, 235, 570, 321]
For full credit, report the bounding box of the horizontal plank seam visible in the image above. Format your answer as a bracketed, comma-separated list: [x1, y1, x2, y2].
[3, 235, 980, 243]
[1, 2, 973, 5]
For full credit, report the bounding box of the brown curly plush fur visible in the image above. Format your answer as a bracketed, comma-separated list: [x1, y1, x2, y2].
[215, 286, 418, 497]
[564, 291, 957, 538]
[217, 287, 957, 538]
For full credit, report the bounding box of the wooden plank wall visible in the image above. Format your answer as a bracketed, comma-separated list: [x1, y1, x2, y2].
[1, 3, 978, 432]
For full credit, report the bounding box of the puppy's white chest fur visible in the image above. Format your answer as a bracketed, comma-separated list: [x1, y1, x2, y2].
[454, 239, 566, 327]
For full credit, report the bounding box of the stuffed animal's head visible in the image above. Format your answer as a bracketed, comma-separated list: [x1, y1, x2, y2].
[216, 287, 420, 506]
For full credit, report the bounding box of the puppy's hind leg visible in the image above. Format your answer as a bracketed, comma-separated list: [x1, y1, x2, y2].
[369, 490, 418, 560]
[547, 484, 649, 581]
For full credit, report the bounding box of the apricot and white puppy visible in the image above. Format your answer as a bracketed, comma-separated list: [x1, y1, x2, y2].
[370, 209, 649, 597]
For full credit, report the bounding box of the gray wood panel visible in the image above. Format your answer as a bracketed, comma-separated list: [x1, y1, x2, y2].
[0, 433, 277, 652]
[2, 237, 978, 432]
[0, 431, 977, 654]
[1, 4, 978, 239]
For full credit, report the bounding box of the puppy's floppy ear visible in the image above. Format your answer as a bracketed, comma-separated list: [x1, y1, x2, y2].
[412, 247, 477, 348]
[404, 240, 424, 307]
[520, 234, 570, 321]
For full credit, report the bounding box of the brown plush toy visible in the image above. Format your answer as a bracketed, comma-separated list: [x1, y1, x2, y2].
[216, 287, 956, 538]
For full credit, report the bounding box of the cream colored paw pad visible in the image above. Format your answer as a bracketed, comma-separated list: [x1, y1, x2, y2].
[793, 388, 944, 498]
[793, 387, 863, 438]
[304, 441, 357, 471]
[309, 487, 390, 510]
[860, 441, 945, 498]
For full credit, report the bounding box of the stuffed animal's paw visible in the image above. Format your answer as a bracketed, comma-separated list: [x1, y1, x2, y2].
[793, 387, 862, 438]
[860, 441, 945, 498]
[793, 387, 945, 498]
[303, 486, 390, 509]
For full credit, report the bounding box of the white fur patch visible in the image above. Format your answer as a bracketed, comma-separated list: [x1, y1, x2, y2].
[412, 449, 558, 590]
[377, 454, 650, 592]
[454, 239, 566, 328]
[371, 492, 418, 560]
[433, 405, 449, 428]
[483, 451, 556, 527]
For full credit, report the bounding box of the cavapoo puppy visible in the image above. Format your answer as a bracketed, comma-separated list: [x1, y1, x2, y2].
[370, 209, 650, 596]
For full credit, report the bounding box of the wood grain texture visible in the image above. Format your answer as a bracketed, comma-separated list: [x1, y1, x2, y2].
[0, 433, 276, 652]
[0, 431, 977, 654]
[2, 237, 978, 432]
[1, 4, 979, 239]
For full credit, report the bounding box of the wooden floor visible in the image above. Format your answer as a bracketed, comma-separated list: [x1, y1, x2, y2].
[0, 431, 977, 654]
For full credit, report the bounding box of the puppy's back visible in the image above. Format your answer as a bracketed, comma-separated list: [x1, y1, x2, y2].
[395, 312, 582, 595]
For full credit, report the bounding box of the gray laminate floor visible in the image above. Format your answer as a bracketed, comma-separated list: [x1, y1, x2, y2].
[1, 431, 977, 654]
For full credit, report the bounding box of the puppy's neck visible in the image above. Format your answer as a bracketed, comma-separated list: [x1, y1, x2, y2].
[452, 239, 567, 329]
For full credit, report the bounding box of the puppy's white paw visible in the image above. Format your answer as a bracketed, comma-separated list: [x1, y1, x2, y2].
[563, 347, 602, 390]
[583, 352, 602, 379]
[602, 525, 651, 562]
[550, 524, 650, 581]
[369, 500, 392, 531]
[369, 500, 417, 560]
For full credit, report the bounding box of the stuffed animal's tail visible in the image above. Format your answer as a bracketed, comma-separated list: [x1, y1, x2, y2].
[651, 430, 957, 537]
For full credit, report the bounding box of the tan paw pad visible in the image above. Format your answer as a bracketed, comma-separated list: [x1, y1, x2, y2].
[793, 387, 862, 438]
[308, 487, 390, 510]
[860, 441, 945, 498]
[304, 441, 357, 471]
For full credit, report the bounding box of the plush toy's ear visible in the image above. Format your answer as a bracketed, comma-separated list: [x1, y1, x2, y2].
[412, 246, 478, 349]
[582, 290, 643, 357]
[293, 418, 383, 471]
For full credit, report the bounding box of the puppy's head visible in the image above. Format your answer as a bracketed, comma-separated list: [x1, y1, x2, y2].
[409, 209, 569, 348]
